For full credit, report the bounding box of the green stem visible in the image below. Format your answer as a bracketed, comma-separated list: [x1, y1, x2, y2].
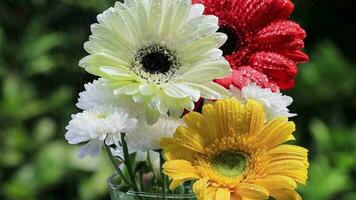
[147, 151, 158, 182]
[104, 144, 132, 186]
[159, 150, 168, 199]
[120, 133, 140, 192]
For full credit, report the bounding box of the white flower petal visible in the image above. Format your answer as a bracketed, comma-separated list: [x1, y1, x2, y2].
[186, 82, 231, 99]
[178, 34, 227, 63]
[100, 66, 134, 79]
[164, 84, 189, 99]
[86, 23, 132, 55]
[147, 0, 165, 36]
[124, 118, 139, 132]
[139, 83, 154, 95]
[78, 139, 103, 159]
[169, 0, 191, 34]
[176, 15, 219, 45]
[182, 59, 230, 82]
[188, 3, 205, 20]
[174, 83, 201, 102]
[145, 106, 161, 125]
[167, 101, 185, 118]
[126, 116, 182, 151]
[230, 83, 297, 120]
[158, 1, 175, 38]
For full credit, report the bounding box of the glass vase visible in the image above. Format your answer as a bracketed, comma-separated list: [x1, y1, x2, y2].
[108, 174, 197, 200]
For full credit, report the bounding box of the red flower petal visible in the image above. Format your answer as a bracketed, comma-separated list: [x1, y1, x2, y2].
[278, 79, 296, 90]
[225, 48, 251, 69]
[193, 0, 294, 32]
[230, 67, 279, 91]
[280, 50, 309, 63]
[215, 75, 233, 89]
[232, 0, 294, 32]
[253, 20, 306, 52]
[249, 52, 298, 90]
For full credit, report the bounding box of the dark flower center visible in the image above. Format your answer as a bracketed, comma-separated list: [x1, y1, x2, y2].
[136, 45, 178, 74]
[142, 52, 172, 73]
[218, 26, 241, 56]
[132, 44, 180, 84]
[212, 150, 249, 177]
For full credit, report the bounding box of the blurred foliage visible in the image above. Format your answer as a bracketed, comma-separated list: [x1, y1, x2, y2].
[0, 0, 355, 199]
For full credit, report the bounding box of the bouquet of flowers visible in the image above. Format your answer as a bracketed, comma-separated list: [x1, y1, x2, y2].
[65, 0, 309, 199]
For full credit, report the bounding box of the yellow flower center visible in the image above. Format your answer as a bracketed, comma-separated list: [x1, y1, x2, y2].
[212, 150, 249, 177]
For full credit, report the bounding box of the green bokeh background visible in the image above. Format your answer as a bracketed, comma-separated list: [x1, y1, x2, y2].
[0, 0, 355, 199]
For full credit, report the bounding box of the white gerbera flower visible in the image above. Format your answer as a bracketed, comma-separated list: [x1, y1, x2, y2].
[126, 116, 182, 151]
[80, 0, 231, 121]
[65, 106, 137, 158]
[230, 83, 297, 120]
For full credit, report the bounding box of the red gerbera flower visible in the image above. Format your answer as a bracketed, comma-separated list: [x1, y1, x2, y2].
[193, 0, 308, 90]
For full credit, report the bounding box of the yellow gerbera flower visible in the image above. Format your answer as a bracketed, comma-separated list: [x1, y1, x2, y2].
[161, 98, 308, 200]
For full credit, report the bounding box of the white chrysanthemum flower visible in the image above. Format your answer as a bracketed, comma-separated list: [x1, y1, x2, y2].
[65, 106, 137, 158]
[76, 79, 117, 110]
[230, 83, 297, 120]
[77, 79, 161, 124]
[80, 0, 231, 121]
[126, 116, 182, 151]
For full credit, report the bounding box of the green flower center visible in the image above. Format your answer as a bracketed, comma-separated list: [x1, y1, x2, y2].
[218, 26, 241, 56]
[212, 150, 249, 177]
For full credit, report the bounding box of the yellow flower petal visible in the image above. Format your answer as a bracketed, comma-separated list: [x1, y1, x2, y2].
[193, 178, 222, 200]
[255, 175, 297, 191]
[170, 179, 190, 191]
[241, 100, 265, 136]
[258, 117, 296, 148]
[271, 189, 302, 200]
[205, 186, 218, 200]
[183, 111, 205, 134]
[160, 138, 196, 161]
[201, 104, 221, 143]
[193, 178, 210, 200]
[211, 98, 243, 138]
[162, 160, 200, 190]
[266, 145, 308, 162]
[235, 183, 269, 200]
[265, 159, 308, 185]
[215, 188, 230, 200]
[174, 126, 206, 153]
[255, 176, 303, 200]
